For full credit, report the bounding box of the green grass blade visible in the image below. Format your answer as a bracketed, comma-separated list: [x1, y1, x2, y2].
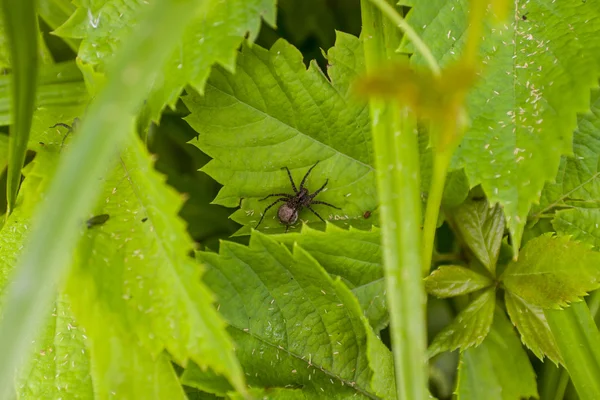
[545, 301, 600, 399]
[0, 0, 206, 397]
[361, 1, 428, 398]
[1, 0, 38, 215]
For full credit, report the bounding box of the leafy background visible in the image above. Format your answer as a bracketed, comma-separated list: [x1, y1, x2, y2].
[0, 0, 600, 399]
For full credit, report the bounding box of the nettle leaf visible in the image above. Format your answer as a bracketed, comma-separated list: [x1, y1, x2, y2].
[501, 234, 600, 308]
[53, 0, 276, 119]
[271, 224, 381, 287]
[183, 32, 376, 233]
[64, 133, 245, 393]
[456, 309, 538, 400]
[0, 104, 83, 292]
[428, 288, 495, 358]
[400, 0, 600, 248]
[0, 61, 88, 125]
[425, 265, 493, 298]
[271, 225, 387, 332]
[532, 89, 600, 217]
[0, 147, 93, 398]
[505, 292, 562, 364]
[553, 208, 600, 249]
[448, 198, 505, 274]
[531, 90, 600, 248]
[352, 279, 388, 334]
[17, 296, 93, 398]
[184, 232, 395, 399]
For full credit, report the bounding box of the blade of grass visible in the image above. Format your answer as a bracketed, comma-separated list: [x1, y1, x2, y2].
[545, 301, 600, 399]
[1, 0, 38, 215]
[0, 0, 207, 396]
[361, 2, 428, 398]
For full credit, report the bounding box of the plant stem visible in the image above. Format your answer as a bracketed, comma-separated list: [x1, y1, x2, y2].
[361, 2, 428, 399]
[545, 301, 600, 399]
[367, 0, 440, 76]
[0, 1, 205, 396]
[422, 144, 453, 275]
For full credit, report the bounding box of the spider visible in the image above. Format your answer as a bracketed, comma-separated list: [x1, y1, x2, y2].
[50, 117, 80, 148]
[255, 161, 341, 231]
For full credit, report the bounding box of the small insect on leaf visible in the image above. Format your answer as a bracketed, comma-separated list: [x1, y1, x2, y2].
[363, 210, 371, 219]
[86, 214, 110, 229]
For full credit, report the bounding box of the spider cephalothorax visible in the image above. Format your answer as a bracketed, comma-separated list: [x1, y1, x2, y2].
[255, 162, 341, 231]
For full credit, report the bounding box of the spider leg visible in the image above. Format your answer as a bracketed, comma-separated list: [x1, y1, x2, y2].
[306, 205, 326, 223]
[50, 122, 73, 131]
[309, 179, 329, 199]
[299, 161, 320, 190]
[260, 193, 293, 201]
[311, 200, 341, 210]
[50, 123, 74, 150]
[255, 198, 287, 229]
[282, 167, 298, 193]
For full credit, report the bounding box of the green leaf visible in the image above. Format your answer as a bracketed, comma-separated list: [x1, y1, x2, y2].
[17, 296, 94, 398]
[270, 225, 388, 331]
[0, 9, 9, 69]
[352, 279, 388, 333]
[442, 169, 470, 208]
[271, 224, 381, 287]
[0, 1, 205, 396]
[54, 0, 276, 120]
[455, 309, 538, 400]
[38, 0, 79, 51]
[65, 135, 245, 393]
[553, 208, 600, 249]
[546, 301, 600, 399]
[501, 234, 600, 308]
[428, 288, 495, 358]
[425, 265, 493, 298]
[532, 89, 600, 218]
[448, 198, 505, 274]
[400, 0, 600, 249]
[505, 291, 562, 364]
[2, 0, 38, 213]
[148, 115, 240, 247]
[184, 231, 396, 399]
[183, 32, 376, 232]
[0, 61, 88, 126]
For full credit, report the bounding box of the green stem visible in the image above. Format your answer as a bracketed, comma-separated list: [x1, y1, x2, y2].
[539, 362, 570, 400]
[362, 2, 428, 399]
[0, 0, 204, 396]
[422, 146, 453, 275]
[545, 302, 600, 399]
[367, 0, 440, 75]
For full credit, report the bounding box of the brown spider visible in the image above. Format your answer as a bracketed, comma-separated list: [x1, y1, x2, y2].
[255, 161, 341, 231]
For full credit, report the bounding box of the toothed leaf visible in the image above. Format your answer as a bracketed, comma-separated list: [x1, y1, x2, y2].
[425, 265, 493, 298]
[501, 234, 600, 308]
[428, 288, 496, 358]
[53, 0, 276, 120]
[399, 0, 600, 249]
[183, 231, 396, 399]
[456, 309, 538, 400]
[183, 33, 376, 233]
[505, 292, 562, 364]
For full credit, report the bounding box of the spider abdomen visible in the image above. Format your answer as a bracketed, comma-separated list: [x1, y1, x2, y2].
[278, 204, 299, 225]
